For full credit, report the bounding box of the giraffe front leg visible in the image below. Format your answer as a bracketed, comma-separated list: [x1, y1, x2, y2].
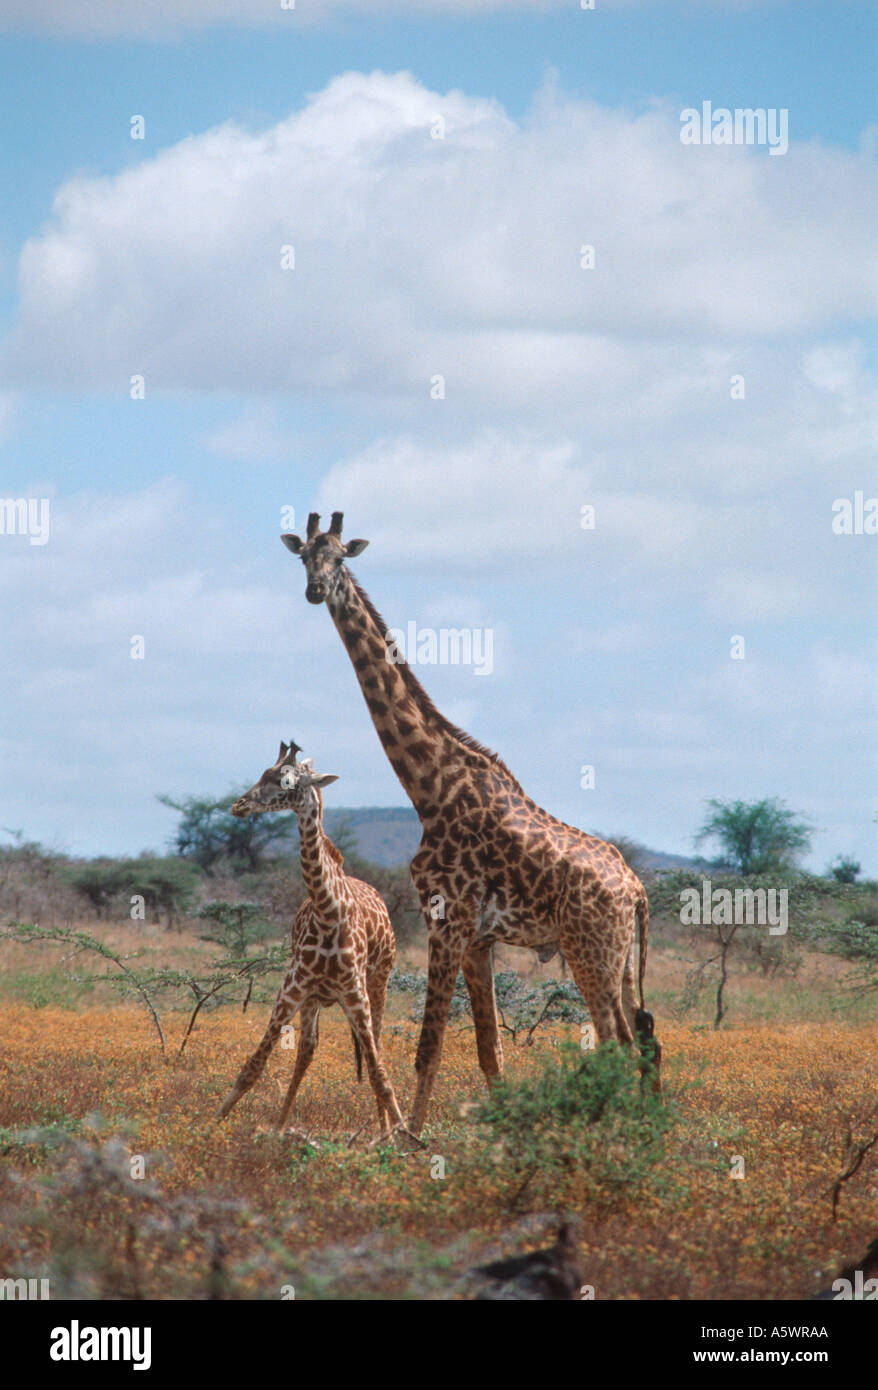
[409, 932, 467, 1137]
[276, 1000, 320, 1130]
[217, 977, 306, 1119]
[461, 942, 503, 1087]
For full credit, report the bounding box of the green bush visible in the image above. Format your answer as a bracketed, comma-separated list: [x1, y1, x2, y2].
[68, 856, 201, 925]
[826, 910, 878, 961]
[828, 856, 861, 884]
[471, 1041, 674, 1210]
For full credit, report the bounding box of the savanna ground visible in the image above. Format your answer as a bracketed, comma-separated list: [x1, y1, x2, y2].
[1, 893, 877, 1301]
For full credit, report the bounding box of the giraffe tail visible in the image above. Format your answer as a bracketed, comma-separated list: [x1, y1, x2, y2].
[635, 894, 649, 1013]
[351, 1029, 363, 1083]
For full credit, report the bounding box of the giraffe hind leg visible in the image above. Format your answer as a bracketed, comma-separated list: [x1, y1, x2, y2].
[461, 943, 503, 1085]
[621, 946, 639, 1034]
[339, 995, 404, 1136]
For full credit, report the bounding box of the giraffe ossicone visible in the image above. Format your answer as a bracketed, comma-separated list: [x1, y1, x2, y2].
[281, 513, 662, 1136]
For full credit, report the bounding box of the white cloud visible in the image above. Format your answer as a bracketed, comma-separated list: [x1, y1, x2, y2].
[1, 474, 873, 870]
[802, 341, 867, 396]
[4, 72, 875, 400]
[205, 407, 290, 462]
[0, 479, 280, 658]
[315, 432, 585, 567]
[0, 0, 769, 40]
[1, 68, 874, 869]
[311, 396, 875, 621]
[0, 478, 366, 853]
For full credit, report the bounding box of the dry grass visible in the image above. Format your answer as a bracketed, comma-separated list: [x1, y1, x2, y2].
[1, 953, 876, 1298]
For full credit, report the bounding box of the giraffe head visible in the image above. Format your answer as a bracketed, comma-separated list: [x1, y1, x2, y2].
[230, 740, 339, 818]
[281, 511, 368, 604]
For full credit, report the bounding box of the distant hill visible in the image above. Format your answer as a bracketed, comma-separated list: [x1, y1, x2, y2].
[323, 806, 422, 867]
[323, 805, 700, 872]
[635, 847, 704, 871]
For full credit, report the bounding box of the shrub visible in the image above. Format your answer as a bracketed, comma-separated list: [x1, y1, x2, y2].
[388, 969, 471, 1023]
[193, 901, 276, 953]
[471, 1041, 674, 1210]
[0, 835, 82, 924]
[68, 856, 202, 926]
[827, 908, 878, 961]
[828, 856, 861, 884]
[492, 972, 589, 1043]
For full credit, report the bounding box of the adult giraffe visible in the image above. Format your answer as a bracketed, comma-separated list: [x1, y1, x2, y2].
[282, 512, 661, 1134]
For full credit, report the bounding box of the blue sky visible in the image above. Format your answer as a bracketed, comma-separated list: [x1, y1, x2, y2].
[0, 0, 876, 873]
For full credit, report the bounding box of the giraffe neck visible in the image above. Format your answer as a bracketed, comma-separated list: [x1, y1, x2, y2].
[325, 567, 519, 817]
[295, 788, 347, 921]
[325, 570, 468, 810]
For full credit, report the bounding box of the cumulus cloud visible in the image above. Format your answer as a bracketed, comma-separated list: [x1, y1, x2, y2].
[0, 479, 279, 659]
[311, 356, 876, 617]
[4, 71, 875, 402]
[0, 478, 361, 852]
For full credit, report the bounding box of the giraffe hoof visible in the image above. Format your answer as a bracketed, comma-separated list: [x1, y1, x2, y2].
[346, 1122, 372, 1149]
[276, 1126, 313, 1143]
[382, 1122, 427, 1153]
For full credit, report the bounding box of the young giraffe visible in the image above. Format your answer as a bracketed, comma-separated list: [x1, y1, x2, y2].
[281, 513, 662, 1136]
[216, 741, 404, 1135]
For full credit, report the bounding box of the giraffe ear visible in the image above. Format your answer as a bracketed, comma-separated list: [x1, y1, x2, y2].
[307, 773, 339, 789]
[281, 534, 304, 554]
[344, 538, 369, 558]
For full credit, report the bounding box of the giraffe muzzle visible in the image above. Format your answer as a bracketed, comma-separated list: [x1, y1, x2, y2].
[305, 582, 326, 604]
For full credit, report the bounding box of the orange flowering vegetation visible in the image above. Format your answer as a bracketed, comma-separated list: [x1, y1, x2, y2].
[0, 990, 876, 1300]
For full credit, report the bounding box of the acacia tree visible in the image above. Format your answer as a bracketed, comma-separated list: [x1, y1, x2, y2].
[695, 797, 812, 875]
[158, 792, 296, 873]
